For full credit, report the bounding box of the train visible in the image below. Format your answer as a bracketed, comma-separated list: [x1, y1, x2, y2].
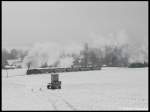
[26, 66, 102, 75]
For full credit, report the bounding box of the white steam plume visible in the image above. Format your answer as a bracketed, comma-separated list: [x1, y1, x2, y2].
[58, 56, 74, 68]
[88, 29, 148, 63]
[23, 29, 148, 69]
[23, 42, 83, 68]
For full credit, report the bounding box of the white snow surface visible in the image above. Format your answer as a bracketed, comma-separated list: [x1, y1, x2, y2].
[2, 67, 148, 110]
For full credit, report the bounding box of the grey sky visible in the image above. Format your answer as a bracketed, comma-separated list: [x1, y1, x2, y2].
[2, 1, 148, 49]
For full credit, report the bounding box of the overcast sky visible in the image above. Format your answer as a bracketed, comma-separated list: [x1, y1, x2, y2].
[2, 1, 148, 49]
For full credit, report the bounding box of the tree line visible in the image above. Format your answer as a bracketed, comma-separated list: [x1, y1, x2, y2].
[2, 48, 28, 68]
[73, 43, 129, 67]
[2, 43, 148, 69]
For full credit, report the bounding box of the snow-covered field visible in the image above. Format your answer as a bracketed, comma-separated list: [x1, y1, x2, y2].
[2, 67, 148, 110]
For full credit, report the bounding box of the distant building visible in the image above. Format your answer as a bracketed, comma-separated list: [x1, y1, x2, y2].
[7, 58, 23, 68]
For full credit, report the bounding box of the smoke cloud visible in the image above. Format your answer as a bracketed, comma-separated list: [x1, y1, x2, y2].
[23, 29, 148, 68]
[88, 29, 148, 63]
[23, 42, 83, 68]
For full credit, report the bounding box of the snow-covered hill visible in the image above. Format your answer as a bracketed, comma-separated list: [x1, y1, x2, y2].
[2, 67, 148, 110]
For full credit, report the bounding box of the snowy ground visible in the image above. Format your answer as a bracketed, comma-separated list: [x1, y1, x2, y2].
[2, 67, 148, 110]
